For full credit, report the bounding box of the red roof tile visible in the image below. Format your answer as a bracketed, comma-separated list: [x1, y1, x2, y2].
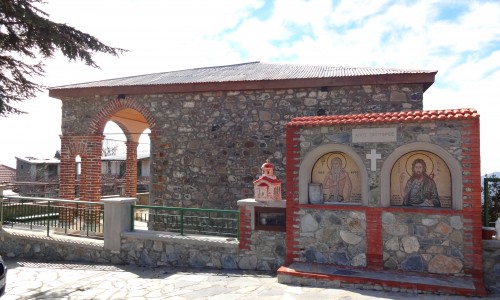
[0, 164, 16, 184]
[287, 109, 479, 127]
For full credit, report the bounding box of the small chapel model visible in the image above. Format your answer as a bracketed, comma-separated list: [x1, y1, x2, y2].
[253, 160, 282, 201]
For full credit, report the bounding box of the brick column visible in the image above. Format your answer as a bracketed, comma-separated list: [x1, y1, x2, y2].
[460, 118, 486, 295]
[238, 204, 252, 250]
[366, 208, 383, 270]
[59, 137, 76, 200]
[125, 141, 138, 198]
[285, 125, 301, 265]
[59, 136, 77, 224]
[80, 135, 103, 203]
[81, 136, 103, 228]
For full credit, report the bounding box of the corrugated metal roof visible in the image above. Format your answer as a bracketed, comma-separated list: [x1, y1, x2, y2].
[51, 61, 436, 90]
[288, 108, 479, 127]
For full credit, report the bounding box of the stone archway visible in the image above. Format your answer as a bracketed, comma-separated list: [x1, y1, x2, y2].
[59, 98, 157, 202]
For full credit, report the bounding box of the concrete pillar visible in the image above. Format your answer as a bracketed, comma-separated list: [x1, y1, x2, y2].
[101, 197, 137, 251]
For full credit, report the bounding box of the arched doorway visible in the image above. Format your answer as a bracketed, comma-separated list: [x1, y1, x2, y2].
[102, 109, 151, 198]
[59, 98, 157, 203]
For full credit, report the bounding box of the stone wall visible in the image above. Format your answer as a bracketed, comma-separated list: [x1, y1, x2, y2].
[0, 231, 116, 263]
[244, 230, 286, 271]
[483, 240, 500, 294]
[0, 228, 284, 271]
[298, 209, 366, 267]
[61, 84, 424, 209]
[1, 229, 497, 289]
[382, 212, 464, 274]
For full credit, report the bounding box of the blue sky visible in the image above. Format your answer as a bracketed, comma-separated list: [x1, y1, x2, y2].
[1, 0, 499, 174]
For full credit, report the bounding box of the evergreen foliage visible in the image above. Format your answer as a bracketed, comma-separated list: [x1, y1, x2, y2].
[0, 0, 125, 116]
[483, 175, 500, 226]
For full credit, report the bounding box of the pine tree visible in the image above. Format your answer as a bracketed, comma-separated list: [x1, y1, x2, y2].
[0, 0, 125, 116]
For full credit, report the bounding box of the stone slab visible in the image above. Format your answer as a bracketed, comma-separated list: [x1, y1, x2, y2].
[278, 262, 485, 296]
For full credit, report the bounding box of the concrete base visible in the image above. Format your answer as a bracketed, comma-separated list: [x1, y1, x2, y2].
[278, 262, 487, 297]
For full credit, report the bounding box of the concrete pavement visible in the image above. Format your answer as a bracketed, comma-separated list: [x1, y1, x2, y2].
[1, 259, 496, 300]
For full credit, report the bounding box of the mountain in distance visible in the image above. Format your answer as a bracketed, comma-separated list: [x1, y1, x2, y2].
[482, 172, 500, 187]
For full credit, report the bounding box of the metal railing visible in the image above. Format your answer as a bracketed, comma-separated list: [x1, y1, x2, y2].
[132, 205, 239, 239]
[1, 196, 104, 238]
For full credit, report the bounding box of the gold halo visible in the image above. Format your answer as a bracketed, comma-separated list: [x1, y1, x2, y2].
[326, 152, 347, 170]
[405, 152, 434, 176]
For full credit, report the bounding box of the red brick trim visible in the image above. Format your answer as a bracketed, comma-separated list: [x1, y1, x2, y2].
[60, 135, 103, 202]
[285, 125, 301, 265]
[238, 207, 252, 250]
[125, 141, 139, 197]
[87, 97, 158, 136]
[459, 118, 483, 291]
[365, 208, 383, 270]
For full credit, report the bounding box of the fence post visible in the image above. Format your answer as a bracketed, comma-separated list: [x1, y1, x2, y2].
[101, 197, 137, 251]
[180, 209, 184, 236]
[47, 201, 51, 236]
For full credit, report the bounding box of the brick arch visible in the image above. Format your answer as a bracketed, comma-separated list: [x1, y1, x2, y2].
[67, 141, 87, 157]
[87, 97, 158, 135]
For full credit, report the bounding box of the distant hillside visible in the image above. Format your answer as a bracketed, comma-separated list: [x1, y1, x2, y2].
[482, 172, 500, 187]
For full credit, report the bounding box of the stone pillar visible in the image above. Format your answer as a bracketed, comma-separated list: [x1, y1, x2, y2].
[101, 197, 137, 251]
[125, 141, 138, 198]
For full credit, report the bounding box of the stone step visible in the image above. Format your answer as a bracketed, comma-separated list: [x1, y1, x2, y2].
[277, 262, 487, 297]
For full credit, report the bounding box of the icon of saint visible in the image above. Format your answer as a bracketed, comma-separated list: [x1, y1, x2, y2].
[322, 157, 352, 202]
[400, 158, 440, 207]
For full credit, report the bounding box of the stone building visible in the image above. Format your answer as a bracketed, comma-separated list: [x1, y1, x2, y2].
[48, 62, 436, 208]
[15, 156, 60, 197]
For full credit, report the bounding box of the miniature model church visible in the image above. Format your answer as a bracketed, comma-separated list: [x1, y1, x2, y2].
[253, 160, 282, 201]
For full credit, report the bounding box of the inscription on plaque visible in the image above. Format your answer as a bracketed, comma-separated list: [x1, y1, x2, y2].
[352, 127, 397, 143]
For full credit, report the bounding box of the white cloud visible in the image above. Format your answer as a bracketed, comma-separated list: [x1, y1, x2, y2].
[2, 0, 500, 175]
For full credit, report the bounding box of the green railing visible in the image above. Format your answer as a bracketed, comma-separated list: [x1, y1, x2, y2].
[132, 205, 239, 239]
[1, 196, 104, 238]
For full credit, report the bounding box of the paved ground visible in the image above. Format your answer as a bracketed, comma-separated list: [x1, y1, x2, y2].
[1, 259, 497, 300]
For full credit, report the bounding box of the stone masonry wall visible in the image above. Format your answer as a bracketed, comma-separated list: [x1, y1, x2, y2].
[1, 229, 498, 290]
[483, 240, 500, 294]
[244, 230, 286, 271]
[0, 228, 285, 271]
[61, 84, 423, 209]
[298, 209, 366, 267]
[382, 212, 464, 274]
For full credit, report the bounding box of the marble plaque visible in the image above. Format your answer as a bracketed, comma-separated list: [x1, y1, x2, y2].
[352, 127, 397, 143]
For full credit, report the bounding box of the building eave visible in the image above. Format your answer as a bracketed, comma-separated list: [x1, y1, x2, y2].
[48, 73, 436, 100]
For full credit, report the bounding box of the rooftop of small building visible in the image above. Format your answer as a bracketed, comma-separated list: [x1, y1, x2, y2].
[0, 164, 16, 184]
[15, 156, 61, 164]
[101, 151, 150, 161]
[48, 61, 437, 98]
